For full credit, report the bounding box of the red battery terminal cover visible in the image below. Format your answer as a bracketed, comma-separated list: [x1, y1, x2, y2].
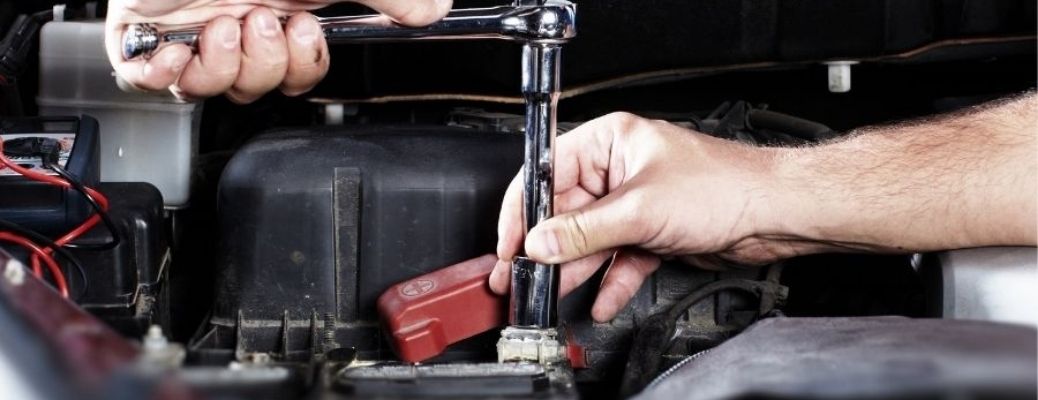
[377, 254, 506, 363]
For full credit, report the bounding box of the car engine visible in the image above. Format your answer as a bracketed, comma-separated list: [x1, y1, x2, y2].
[0, 1, 1035, 399]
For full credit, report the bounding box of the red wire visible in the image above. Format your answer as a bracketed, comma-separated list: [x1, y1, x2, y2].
[0, 138, 109, 299]
[0, 232, 70, 298]
[0, 141, 110, 228]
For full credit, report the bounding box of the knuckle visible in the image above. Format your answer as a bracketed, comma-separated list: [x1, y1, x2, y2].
[246, 52, 289, 72]
[255, 57, 289, 72]
[601, 112, 652, 142]
[603, 111, 642, 130]
[287, 59, 327, 79]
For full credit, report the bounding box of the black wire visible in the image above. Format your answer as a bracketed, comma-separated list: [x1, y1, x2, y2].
[44, 161, 121, 251]
[619, 278, 788, 397]
[0, 219, 89, 300]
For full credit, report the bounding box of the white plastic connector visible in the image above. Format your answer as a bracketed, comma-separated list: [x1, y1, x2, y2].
[826, 61, 859, 93]
[325, 104, 345, 125]
[497, 327, 565, 364]
[143, 325, 168, 351]
[52, 5, 66, 22]
[3, 259, 24, 286]
[140, 325, 186, 368]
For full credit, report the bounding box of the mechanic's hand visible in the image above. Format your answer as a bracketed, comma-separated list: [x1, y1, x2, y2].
[490, 112, 795, 322]
[105, 0, 451, 103]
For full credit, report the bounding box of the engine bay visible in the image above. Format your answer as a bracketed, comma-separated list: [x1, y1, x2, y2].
[0, 1, 1035, 399]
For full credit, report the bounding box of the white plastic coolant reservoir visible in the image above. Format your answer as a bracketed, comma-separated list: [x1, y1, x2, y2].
[37, 21, 200, 207]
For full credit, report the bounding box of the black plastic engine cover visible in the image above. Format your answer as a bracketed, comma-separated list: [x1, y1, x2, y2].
[206, 126, 523, 360]
[73, 182, 168, 336]
[199, 125, 777, 384]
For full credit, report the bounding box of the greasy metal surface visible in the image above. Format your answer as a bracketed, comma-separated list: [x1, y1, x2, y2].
[509, 256, 560, 327]
[335, 361, 578, 399]
[341, 362, 545, 379]
[637, 317, 1038, 400]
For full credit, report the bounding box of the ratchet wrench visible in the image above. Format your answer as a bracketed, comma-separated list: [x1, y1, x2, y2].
[121, 0, 576, 363]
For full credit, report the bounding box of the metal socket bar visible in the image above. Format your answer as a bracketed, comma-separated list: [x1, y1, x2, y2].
[508, 42, 562, 329]
[509, 257, 560, 327]
[121, 1, 576, 61]
[521, 43, 561, 232]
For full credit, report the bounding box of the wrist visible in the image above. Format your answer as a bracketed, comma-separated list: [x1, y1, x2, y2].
[749, 145, 852, 254]
[737, 146, 817, 245]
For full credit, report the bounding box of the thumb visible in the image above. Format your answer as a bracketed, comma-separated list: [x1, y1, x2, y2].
[354, 0, 453, 26]
[525, 191, 646, 264]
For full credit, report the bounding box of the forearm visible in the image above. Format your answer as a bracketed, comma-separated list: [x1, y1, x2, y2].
[767, 93, 1037, 254]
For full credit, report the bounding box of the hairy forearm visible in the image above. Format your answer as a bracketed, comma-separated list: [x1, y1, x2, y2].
[767, 93, 1037, 254]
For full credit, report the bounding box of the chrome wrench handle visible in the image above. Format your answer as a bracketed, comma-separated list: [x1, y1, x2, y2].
[121, 2, 575, 61]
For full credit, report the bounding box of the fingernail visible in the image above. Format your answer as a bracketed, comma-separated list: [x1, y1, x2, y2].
[530, 229, 561, 258]
[256, 12, 280, 38]
[292, 18, 320, 45]
[220, 23, 240, 49]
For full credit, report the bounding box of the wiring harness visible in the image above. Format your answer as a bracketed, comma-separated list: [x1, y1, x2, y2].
[0, 136, 114, 299]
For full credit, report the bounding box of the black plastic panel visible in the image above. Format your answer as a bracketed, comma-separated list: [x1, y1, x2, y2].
[311, 0, 1037, 99]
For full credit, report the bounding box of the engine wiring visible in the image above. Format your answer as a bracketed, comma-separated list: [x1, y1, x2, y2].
[0, 232, 69, 298]
[0, 219, 89, 300]
[44, 161, 121, 251]
[0, 136, 112, 299]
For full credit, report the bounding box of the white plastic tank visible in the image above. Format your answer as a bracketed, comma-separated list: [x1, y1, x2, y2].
[37, 21, 200, 208]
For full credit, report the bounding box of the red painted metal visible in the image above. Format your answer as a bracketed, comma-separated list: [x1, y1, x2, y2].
[377, 254, 506, 363]
[566, 343, 588, 369]
[0, 250, 200, 399]
[0, 255, 139, 387]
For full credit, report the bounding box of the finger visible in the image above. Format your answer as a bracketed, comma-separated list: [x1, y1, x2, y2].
[524, 184, 649, 264]
[499, 112, 641, 263]
[489, 258, 511, 295]
[105, 19, 192, 91]
[489, 251, 613, 297]
[559, 251, 613, 297]
[496, 172, 525, 261]
[555, 187, 598, 215]
[356, 0, 453, 26]
[280, 12, 329, 97]
[592, 250, 660, 322]
[553, 112, 648, 196]
[174, 16, 241, 99]
[227, 7, 289, 104]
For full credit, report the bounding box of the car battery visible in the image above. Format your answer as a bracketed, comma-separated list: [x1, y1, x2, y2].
[0, 116, 100, 235]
